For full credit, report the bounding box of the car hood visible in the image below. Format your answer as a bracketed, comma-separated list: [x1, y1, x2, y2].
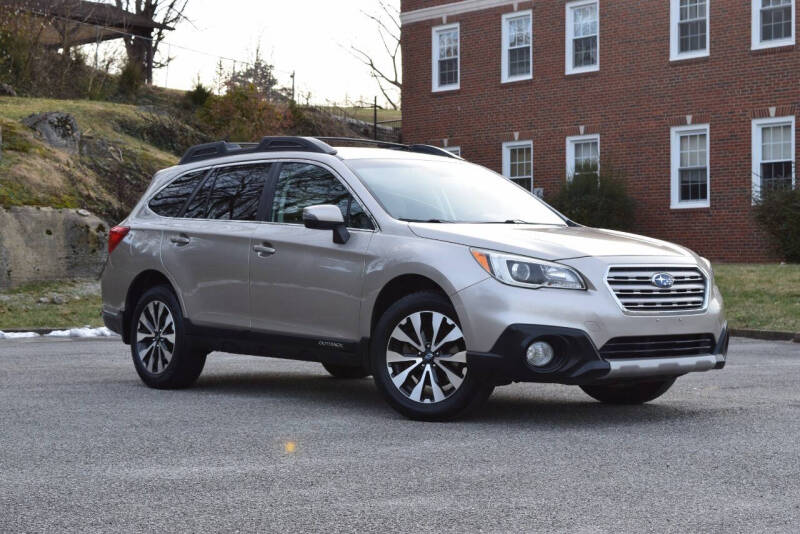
[408, 224, 693, 260]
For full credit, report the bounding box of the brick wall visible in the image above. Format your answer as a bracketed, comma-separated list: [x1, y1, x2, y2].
[400, 0, 800, 261]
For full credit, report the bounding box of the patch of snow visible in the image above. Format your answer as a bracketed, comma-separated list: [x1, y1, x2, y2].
[0, 331, 40, 339]
[45, 326, 115, 338]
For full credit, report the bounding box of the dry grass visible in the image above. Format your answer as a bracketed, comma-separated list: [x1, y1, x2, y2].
[714, 263, 800, 332]
[0, 280, 102, 329]
[0, 96, 177, 220]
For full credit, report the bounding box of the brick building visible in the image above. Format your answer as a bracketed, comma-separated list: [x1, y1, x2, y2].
[400, 0, 799, 261]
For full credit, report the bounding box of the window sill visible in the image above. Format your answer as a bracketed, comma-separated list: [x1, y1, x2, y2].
[431, 87, 461, 96]
[564, 69, 599, 79]
[669, 54, 710, 66]
[670, 202, 711, 210]
[750, 43, 796, 55]
[499, 77, 533, 87]
[501, 75, 533, 85]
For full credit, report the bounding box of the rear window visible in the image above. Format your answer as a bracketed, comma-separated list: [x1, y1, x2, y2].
[148, 170, 207, 217]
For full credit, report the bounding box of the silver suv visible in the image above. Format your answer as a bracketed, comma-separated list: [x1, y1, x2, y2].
[101, 137, 728, 420]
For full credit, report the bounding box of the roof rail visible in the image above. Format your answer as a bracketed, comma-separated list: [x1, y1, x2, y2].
[316, 137, 461, 159]
[178, 136, 337, 165]
[178, 136, 460, 165]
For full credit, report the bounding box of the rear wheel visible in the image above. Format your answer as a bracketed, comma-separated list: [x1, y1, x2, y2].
[322, 362, 369, 379]
[580, 377, 676, 405]
[130, 285, 206, 389]
[371, 292, 493, 421]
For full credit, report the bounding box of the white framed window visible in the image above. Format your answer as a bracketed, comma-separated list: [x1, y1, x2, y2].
[670, 0, 710, 60]
[671, 124, 710, 209]
[432, 23, 460, 92]
[502, 141, 533, 192]
[566, 135, 600, 179]
[443, 146, 461, 157]
[752, 116, 795, 200]
[752, 0, 795, 49]
[502, 10, 532, 83]
[565, 0, 599, 75]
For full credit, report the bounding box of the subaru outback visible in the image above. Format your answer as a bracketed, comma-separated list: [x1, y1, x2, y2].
[101, 136, 728, 420]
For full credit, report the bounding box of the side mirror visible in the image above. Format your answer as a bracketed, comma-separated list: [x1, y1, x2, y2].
[303, 204, 350, 244]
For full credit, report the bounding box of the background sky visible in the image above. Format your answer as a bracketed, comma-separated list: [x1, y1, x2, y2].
[143, 0, 401, 107]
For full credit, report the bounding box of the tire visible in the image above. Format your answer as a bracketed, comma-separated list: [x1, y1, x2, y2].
[580, 377, 677, 405]
[370, 291, 494, 421]
[322, 362, 370, 379]
[129, 285, 206, 389]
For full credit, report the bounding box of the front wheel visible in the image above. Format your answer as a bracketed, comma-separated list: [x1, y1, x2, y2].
[580, 377, 676, 405]
[130, 285, 206, 389]
[370, 292, 493, 421]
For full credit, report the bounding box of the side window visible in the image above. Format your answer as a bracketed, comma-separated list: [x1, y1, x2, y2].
[183, 173, 214, 219]
[148, 170, 207, 217]
[271, 163, 374, 230]
[184, 163, 271, 220]
[206, 163, 271, 221]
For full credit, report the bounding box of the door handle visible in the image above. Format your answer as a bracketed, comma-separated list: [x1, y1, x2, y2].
[169, 234, 190, 246]
[253, 244, 276, 257]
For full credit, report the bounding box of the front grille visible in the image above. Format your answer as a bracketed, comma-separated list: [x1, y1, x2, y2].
[606, 266, 707, 312]
[600, 334, 716, 359]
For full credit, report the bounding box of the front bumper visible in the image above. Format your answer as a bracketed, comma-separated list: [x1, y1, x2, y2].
[467, 322, 728, 385]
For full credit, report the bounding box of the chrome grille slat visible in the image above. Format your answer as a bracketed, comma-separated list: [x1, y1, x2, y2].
[607, 266, 708, 313]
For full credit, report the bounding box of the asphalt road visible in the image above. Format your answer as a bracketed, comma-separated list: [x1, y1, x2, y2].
[1, 337, 798, 533]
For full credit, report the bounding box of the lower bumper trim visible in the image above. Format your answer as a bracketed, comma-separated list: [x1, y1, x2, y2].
[601, 354, 720, 380]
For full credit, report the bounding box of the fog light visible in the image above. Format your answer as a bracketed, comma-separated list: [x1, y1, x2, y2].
[526, 341, 555, 368]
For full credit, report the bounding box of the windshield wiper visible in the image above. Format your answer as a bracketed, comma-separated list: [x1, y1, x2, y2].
[400, 218, 451, 223]
[475, 219, 538, 224]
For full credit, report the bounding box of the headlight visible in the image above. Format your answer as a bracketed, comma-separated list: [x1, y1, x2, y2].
[471, 249, 586, 290]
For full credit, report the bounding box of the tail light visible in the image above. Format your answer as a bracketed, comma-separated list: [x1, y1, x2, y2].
[108, 226, 130, 254]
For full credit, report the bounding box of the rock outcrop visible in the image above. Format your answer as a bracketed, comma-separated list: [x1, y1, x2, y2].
[22, 112, 81, 154]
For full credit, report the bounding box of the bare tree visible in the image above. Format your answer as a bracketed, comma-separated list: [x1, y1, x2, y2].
[350, 0, 401, 110]
[113, 0, 189, 84]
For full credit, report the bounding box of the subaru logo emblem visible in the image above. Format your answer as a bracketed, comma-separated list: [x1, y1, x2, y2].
[651, 273, 674, 289]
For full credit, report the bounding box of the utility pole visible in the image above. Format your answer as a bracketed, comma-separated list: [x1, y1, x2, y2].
[290, 71, 296, 105]
[373, 96, 378, 140]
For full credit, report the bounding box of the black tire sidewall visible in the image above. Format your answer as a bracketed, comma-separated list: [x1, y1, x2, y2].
[370, 292, 492, 421]
[129, 285, 203, 389]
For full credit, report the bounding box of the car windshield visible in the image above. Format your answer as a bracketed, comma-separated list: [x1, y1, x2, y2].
[346, 158, 567, 225]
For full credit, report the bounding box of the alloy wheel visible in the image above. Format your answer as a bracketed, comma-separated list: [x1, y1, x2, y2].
[385, 310, 468, 403]
[135, 300, 176, 375]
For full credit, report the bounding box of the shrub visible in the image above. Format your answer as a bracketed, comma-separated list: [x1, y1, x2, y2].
[183, 80, 213, 110]
[754, 188, 800, 261]
[118, 61, 144, 98]
[197, 84, 288, 141]
[549, 164, 636, 231]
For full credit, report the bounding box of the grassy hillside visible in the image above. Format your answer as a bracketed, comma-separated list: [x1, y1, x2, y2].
[0, 97, 179, 223]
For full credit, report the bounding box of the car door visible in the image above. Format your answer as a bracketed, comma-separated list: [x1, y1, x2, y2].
[249, 161, 375, 342]
[161, 162, 273, 330]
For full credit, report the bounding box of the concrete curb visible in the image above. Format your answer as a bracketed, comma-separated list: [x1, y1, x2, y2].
[729, 328, 800, 343]
[2, 327, 72, 335]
